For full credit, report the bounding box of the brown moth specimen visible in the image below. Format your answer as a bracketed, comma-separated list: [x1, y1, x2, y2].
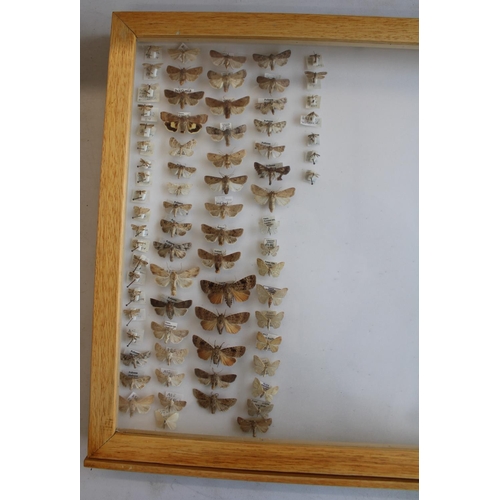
[142, 63, 163, 77]
[167, 46, 200, 63]
[197, 249, 241, 274]
[254, 119, 287, 137]
[155, 343, 188, 365]
[120, 350, 150, 369]
[132, 254, 148, 271]
[204, 174, 248, 194]
[193, 388, 237, 414]
[256, 76, 290, 94]
[195, 306, 249, 334]
[247, 398, 274, 417]
[132, 206, 150, 219]
[123, 308, 141, 326]
[153, 241, 191, 261]
[254, 162, 290, 185]
[119, 395, 155, 416]
[256, 258, 285, 277]
[251, 184, 296, 212]
[194, 368, 237, 390]
[252, 49, 291, 70]
[149, 264, 199, 295]
[255, 310, 285, 329]
[169, 137, 197, 156]
[166, 182, 192, 196]
[151, 321, 189, 344]
[204, 202, 243, 219]
[207, 69, 247, 92]
[254, 142, 285, 159]
[166, 65, 203, 85]
[256, 284, 288, 308]
[206, 149, 246, 169]
[157, 392, 187, 411]
[159, 219, 192, 237]
[160, 112, 208, 134]
[252, 378, 279, 402]
[154, 410, 180, 430]
[125, 329, 141, 346]
[200, 275, 256, 307]
[155, 369, 185, 387]
[205, 96, 250, 119]
[201, 224, 244, 245]
[192, 334, 246, 366]
[206, 125, 246, 147]
[256, 332, 282, 353]
[237, 416, 272, 437]
[167, 162, 197, 179]
[163, 89, 205, 109]
[253, 355, 280, 377]
[120, 372, 151, 390]
[209, 50, 246, 69]
[255, 98, 287, 115]
[163, 200, 192, 217]
[131, 223, 147, 237]
[150, 297, 192, 319]
[305, 71, 328, 85]
[260, 242, 280, 257]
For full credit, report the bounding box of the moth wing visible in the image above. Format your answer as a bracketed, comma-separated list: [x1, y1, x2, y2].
[255, 418, 272, 433]
[204, 175, 225, 191]
[219, 345, 246, 366]
[215, 397, 237, 412]
[221, 251, 241, 266]
[192, 334, 215, 361]
[253, 119, 267, 133]
[206, 127, 225, 142]
[275, 165, 291, 179]
[254, 162, 267, 177]
[118, 396, 130, 413]
[266, 360, 281, 376]
[228, 70, 247, 88]
[252, 378, 264, 398]
[256, 284, 271, 305]
[204, 202, 222, 217]
[223, 311, 249, 334]
[270, 312, 285, 329]
[166, 65, 182, 80]
[225, 204, 243, 217]
[155, 368, 170, 385]
[185, 91, 205, 106]
[170, 329, 189, 344]
[251, 184, 270, 205]
[256, 76, 273, 91]
[253, 355, 266, 376]
[256, 258, 270, 276]
[206, 152, 224, 168]
[207, 70, 224, 89]
[274, 78, 290, 92]
[200, 280, 225, 304]
[255, 311, 268, 328]
[269, 261, 285, 278]
[173, 348, 189, 363]
[155, 342, 168, 361]
[271, 121, 287, 134]
[194, 368, 211, 385]
[227, 175, 247, 192]
[237, 417, 255, 434]
[224, 228, 244, 244]
[134, 395, 155, 413]
[195, 306, 218, 331]
[179, 266, 200, 279]
[264, 386, 279, 402]
[271, 287, 288, 305]
[150, 263, 169, 277]
[163, 89, 181, 105]
[275, 49, 291, 65]
[205, 97, 225, 115]
[252, 53, 272, 69]
[274, 187, 296, 206]
[184, 66, 203, 81]
[163, 411, 180, 430]
[227, 55, 246, 69]
[192, 388, 211, 408]
[229, 96, 250, 114]
[230, 125, 247, 140]
[229, 149, 246, 165]
[218, 373, 237, 387]
[209, 50, 227, 66]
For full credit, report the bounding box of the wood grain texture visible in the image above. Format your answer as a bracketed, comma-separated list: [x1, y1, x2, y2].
[85, 11, 419, 488]
[116, 11, 418, 47]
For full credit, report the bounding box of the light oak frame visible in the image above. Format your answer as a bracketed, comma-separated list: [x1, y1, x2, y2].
[85, 11, 419, 489]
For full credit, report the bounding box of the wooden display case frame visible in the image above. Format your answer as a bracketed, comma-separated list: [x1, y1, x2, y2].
[84, 11, 419, 490]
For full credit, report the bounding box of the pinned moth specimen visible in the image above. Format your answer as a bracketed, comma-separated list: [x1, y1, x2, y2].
[206, 124, 246, 147]
[169, 137, 197, 157]
[164, 89, 205, 109]
[150, 297, 192, 319]
[167, 46, 200, 63]
[306, 170, 320, 185]
[307, 151, 320, 165]
[132, 206, 150, 219]
[205, 96, 250, 119]
[307, 133, 320, 145]
[305, 71, 328, 85]
[157, 392, 187, 411]
[193, 389, 237, 414]
[256, 258, 285, 278]
[307, 53, 323, 67]
[207, 69, 247, 92]
[252, 378, 279, 402]
[209, 50, 246, 69]
[159, 219, 192, 237]
[201, 224, 244, 245]
[252, 50, 291, 70]
[166, 182, 192, 196]
[192, 334, 246, 366]
[247, 398, 274, 418]
[123, 308, 141, 326]
[301, 111, 321, 126]
[204, 202, 243, 219]
[127, 271, 144, 288]
[253, 355, 280, 377]
[155, 343, 188, 365]
[256, 284, 288, 308]
[143, 63, 163, 79]
[254, 119, 286, 137]
[166, 65, 203, 85]
[254, 163, 290, 185]
[125, 329, 141, 346]
[306, 95, 321, 109]
[154, 410, 180, 430]
[254, 142, 285, 159]
[151, 321, 189, 344]
[131, 224, 148, 237]
[251, 185, 296, 212]
[160, 112, 208, 134]
[138, 84, 159, 102]
[255, 310, 284, 329]
[126, 287, 143, 306]
[256, 76, 290, 94]
[194, 368, 237, 390]
[138, 105, 156, 123]
[155, 369, 186, 387]
[237, 416, 272, 437]
[197, 249, 241, 274]
[255, 98, 287, 115]
[149, 264, 199, 295]
[120, 372, 151, 390]
[132, 189, 147, 202]
[195, 306, 249, 334]
[137, 140, 154, 155]
[204, 174, 248, 194]
[200, 275, 256, 307]
[163, 200, 192, 218]
[153, 241, 192, 261]
[137, 123, 155, 137]
[137, 158, 152, 169]
[120, 350, 150, 369]
[206, 149, 246, 169]
[136, 171, 151, 185]
[132, 254, 148, 272]
[256, 332, 282, 353]
[131, 239, 148, 253]
[260, 240, 279, 257]
[119, 395, 154, 416]
[145, 45, 161, 59]
[259, 217, 280, 235]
